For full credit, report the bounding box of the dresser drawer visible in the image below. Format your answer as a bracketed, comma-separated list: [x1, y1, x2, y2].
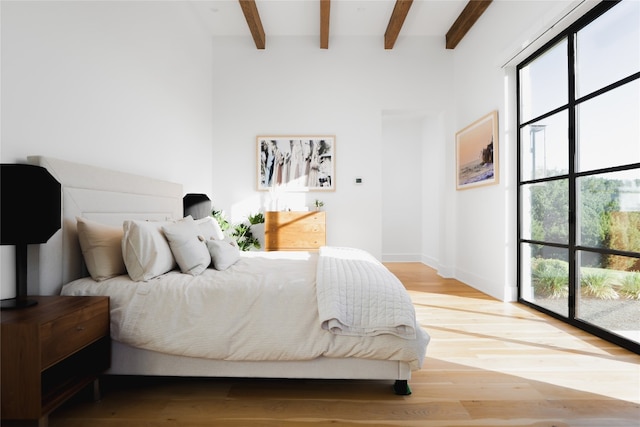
[266, 233, 325, 249]
[40, 301, 109, 369]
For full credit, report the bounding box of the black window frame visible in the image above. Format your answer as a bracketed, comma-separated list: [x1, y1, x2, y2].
[516, 0, 640, 354]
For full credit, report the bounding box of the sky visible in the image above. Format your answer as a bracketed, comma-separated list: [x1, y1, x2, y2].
[457, 113, 495, 167]
[519, 0, 639, 179]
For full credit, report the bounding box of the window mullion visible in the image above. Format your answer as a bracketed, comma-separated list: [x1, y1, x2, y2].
[568, 33, 578, 320]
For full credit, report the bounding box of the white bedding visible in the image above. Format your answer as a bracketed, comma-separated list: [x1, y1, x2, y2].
[317, 246, 417, 339]
[61, 249, 429, 370]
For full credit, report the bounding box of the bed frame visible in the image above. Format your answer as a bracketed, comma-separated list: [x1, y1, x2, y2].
[28, 156, 412, 394]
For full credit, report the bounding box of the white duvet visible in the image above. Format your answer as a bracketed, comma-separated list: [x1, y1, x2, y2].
[317, 246, 418, 339]
[61, 249, 429, 370]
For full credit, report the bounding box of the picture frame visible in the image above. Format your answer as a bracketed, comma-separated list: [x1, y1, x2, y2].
[257, 135, 335, 191]
[455, 111, 499, 190]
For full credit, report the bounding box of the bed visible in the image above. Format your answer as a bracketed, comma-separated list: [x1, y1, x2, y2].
[28, 156, 429, 395]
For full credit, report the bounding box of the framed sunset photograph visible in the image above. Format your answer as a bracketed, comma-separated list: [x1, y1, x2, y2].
[456, 111, 499, 190]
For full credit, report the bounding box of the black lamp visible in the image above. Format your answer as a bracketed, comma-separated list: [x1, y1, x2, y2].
[183, 193, 211, 220]
[1, 164, 61, 309]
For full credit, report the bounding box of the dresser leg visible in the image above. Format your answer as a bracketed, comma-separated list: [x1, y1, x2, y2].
[92, 378, 102, 402]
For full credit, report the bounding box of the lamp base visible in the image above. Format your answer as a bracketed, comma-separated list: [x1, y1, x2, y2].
[1, 297, 38, 310]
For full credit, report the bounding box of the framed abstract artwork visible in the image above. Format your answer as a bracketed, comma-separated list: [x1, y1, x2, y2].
[257, 136, 335, 191]
[455, 111, 499, 190]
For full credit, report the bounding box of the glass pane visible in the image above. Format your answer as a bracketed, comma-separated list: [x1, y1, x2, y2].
[578, 251, 640, 344]
[578, 169, 640, 251]
[576, 0, 640, 97]
[521, 179, 569, 244]
[520, 111, 569, 180]
[577, 80, 640, 172]
[521, 243, 569, 317]
[519, 39, 568, 123]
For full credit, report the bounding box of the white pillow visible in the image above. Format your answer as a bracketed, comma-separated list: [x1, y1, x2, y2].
[76, 217, 126, 281]
[195, 216, 225, 241]
[206, 239, 240, 271]
[163, 216, 211, 276]
[122, 219, 176, 281]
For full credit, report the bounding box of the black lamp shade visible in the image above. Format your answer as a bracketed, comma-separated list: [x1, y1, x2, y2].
[183, 193, 211, 220]
[1, 164, 61, 245]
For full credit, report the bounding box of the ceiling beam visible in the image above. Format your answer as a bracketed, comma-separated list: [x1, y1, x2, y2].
[445, 0, 492, 50]
[384, 0, 413, 49]
[239, 0, 266, 49]
[320, 0, 331, 49]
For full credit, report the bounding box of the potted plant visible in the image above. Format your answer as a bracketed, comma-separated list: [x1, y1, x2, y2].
[211, 209, 265, 251]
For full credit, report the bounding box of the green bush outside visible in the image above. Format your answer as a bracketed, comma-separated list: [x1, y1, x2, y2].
[531, 258, 640, 300]
[529, 177, 639, 271]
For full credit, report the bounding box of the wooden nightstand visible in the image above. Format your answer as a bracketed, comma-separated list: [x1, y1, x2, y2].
[1, 296, 110, 426]
[264, 211, 326, 251]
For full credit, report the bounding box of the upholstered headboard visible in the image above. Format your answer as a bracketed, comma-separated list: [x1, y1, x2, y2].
[28, 156, 183, 295]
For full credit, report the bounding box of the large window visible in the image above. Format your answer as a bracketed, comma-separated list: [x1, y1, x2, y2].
[517, 0, 640, 354]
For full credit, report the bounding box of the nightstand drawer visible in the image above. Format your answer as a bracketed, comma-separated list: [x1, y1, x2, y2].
[40, 301, 109, 369]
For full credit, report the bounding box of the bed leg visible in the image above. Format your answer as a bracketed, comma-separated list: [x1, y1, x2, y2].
[393, 380, 411, 396]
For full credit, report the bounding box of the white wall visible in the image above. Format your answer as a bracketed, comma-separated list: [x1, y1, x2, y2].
[1, 0, 600, 303]
[209, 35, 453, 259]
[0, 1, 214, 298]
[422, 112, 448, 270]
[448, 0, 600, 300]
[380, 111, 449, 265]
[381, 113, 424, 261]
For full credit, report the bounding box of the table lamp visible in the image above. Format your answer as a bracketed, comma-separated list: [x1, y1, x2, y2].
[1, 164, 61, 309]
[183, 193, 211, 220]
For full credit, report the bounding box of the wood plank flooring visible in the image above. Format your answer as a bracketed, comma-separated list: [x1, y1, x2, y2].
[46, 263, 640, 426]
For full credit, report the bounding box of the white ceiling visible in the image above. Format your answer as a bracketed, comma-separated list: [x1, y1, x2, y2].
[190, 0, 469, 38]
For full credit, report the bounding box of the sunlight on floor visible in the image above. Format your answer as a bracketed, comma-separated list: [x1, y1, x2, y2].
[410, 286, 640, 404]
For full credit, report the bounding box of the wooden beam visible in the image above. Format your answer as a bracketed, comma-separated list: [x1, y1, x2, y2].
[239, 0, 265, 49]
[445, 0, 492, 49]
[384, 0, 413, 50]
[320, 0, 330, 49]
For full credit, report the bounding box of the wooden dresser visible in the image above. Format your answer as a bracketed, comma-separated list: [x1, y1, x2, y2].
[1, 295, 110, 426]
[264, 211, 326, 251]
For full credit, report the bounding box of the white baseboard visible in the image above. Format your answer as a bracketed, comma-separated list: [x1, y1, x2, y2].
[381, 253, 422, 262]
[455, 267, 517, 302]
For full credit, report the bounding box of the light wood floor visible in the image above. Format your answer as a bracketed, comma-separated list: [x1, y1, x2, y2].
[47, 263, 640, 427]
